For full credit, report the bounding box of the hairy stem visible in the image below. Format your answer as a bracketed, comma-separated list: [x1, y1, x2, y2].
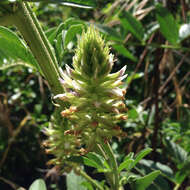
[10, 2, 63, 95]
[24, 3, 60, 74]
[101, 142, 120, 190]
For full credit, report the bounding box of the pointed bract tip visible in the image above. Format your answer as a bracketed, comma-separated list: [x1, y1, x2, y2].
[119, 65, 127, 77]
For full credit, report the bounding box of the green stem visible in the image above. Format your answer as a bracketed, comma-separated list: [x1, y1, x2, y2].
[174, 184, 180, 190]
[11, 2, 63, 95]
[78, 168, 104, 190]
[24, 3, 60, 74]
[96, 144, 115, 189]
[101, 142, 120, 190]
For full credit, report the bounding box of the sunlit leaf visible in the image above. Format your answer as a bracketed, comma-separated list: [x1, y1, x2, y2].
[0, 26, 41, 72]
[29, 179, 47, 190]
[67, 170, 87, 190]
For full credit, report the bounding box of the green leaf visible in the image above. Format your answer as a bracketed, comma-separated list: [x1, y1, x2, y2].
[126, 72, 144, 84]
[118, 158, 134, 172]
[156, 4, 179, 44]
[118, 149, 152, 173]
[67, 170, 87, 190]
[86, 152, 105, 169]
[24, 0, 96, 8]
[64, 18, 86, 29]
[81, 181, 94, 190]
[0, 26, 41, 72]
[112, 44, 137, 62]
[64, 24, 84, 48]
[124, 152, 134, 161]
[47, 23, 65, 45]
[119, 11, 145, 41]
[128, 108, 139, 120]
[55, 32, 64, 62]
[137, 159, 173, 189]
[67, 156, 103, 170]
[175, 171, 186, 184]
[132, 170, 161, 190]
[29, 179, 47, 190]
[94, 24, 122, 42]
[139, 159, 175, 181]
[133, 148, 152, 168]
[164, 139, 188, 164]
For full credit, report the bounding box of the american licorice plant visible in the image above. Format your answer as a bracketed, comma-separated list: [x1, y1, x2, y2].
[0, 1, 160, 190]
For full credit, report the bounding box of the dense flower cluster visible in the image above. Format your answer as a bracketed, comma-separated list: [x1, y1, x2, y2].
[44, 27, 127, 166]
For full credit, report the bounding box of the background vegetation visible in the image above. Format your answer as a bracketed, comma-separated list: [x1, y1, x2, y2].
[1, 0, 190, 189]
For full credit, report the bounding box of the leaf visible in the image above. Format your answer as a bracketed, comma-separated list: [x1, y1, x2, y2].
[94, 24, 122, 42]
[112, 44, 137, 62]
[133, 148, 152, 168]
[0, 26, 41, 72]
[47, 23, 65, 45]
[55, 32, 64, 62]
[132, 170, 161, 190]
[81, 181, 94, 190]
[67, 170, 87, 190]
[23, 0, 96, 8]
[46, 18, 86, 46]
[64, 24, 84, 48]
[137, 159, 174, 189]
[156, 4, 179, 45]
[119, 11, 145, 41]
[128, 108, 139, 120]
[64, 18, 86, 29]
[124, 152, 134, 161]
[29, 179, 47, 190]
[164, 139, 188, 164]
[67, 156, 104, 171]
[139, 159, 174, 180]
[118, 158, 134, 173]
[174, 157, 190, 184]
[175, 171, 186, 184]
[86, 152, 105, 169]
[126, 72, 144, 84]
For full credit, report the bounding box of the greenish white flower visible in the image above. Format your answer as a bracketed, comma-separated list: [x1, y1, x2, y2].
[44, 26, 127, 167]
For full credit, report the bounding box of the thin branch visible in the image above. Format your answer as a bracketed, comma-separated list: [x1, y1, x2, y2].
[126, 33, 155, 92]
[0, 115, 30, 168]
[158, 53, 188, 94]
[0, 177, 25, 190]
